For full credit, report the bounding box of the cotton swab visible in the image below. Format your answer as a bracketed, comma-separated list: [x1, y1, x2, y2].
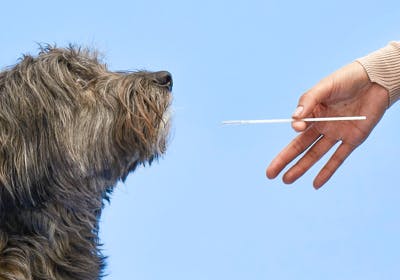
[222, 116, 366, 125]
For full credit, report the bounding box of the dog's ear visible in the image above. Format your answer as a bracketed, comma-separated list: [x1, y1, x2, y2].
[63, 46, 105, 83]
[37, 45, 106, 87]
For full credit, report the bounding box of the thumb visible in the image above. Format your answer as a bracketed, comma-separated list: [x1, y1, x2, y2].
[291, 78, 334, 132]
[293, 78, 334, 119]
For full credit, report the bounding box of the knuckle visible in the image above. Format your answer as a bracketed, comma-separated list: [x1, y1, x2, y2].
[291, 140, 306, 156]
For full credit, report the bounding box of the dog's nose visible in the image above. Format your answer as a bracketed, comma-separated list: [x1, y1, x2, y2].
[153, 71, 173, 91]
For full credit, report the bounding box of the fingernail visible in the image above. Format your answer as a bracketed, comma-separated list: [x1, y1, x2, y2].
[292, 106, 303, 118]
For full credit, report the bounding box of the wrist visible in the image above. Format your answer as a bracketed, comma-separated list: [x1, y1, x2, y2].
[356, 42, 400, 107]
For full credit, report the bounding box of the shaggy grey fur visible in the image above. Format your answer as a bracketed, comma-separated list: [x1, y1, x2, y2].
[0, 46, 172, 279]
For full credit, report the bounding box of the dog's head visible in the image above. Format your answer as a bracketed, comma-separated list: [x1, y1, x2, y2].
[0, 45, 172, 207]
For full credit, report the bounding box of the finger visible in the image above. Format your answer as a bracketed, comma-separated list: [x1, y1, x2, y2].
[291, 120, 307, 132]
[282, 135, 338, 184]
[266, 126, 320, 179]
[313, 142, 355, 189]
[293, 78, 334, 119]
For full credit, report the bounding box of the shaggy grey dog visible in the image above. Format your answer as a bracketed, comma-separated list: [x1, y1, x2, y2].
[0, 46, 172, 279]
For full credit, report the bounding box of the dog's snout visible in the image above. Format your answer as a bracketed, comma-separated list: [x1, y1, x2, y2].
[153, 71, 173, 91]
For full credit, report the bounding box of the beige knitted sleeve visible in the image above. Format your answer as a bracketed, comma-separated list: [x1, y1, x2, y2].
[356, 41, 400, 107]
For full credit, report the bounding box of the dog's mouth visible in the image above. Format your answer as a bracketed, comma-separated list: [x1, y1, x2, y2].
[117, 71, 173, 169]
[121, 84, 172, 179]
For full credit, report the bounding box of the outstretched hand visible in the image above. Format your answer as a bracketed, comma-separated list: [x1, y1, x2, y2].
[266, 62, 389, 189]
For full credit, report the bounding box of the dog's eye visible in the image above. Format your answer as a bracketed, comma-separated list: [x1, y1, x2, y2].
[76, 78, 88, 88]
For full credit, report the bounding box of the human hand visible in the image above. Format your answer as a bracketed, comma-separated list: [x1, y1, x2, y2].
[266, 62, 389, 189]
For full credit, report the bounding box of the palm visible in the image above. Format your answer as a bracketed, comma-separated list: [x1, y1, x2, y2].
[267, 62, 388, 188]
[311, 82, 386, 146]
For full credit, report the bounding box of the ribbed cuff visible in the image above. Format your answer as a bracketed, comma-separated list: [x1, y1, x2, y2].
[356, 41, 400, 107]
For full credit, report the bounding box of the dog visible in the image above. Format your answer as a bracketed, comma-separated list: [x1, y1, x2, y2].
[0, 45, 172, 279]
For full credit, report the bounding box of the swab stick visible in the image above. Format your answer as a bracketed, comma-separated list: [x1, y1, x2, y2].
[222, 116, 366, 125]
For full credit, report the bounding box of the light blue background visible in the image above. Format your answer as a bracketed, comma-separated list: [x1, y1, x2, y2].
[2, 1, 400, 279]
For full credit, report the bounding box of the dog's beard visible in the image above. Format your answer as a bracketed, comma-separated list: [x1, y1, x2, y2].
[154, 103, 172, 155]
[136, 79, 172, 158]
[119, 91, 171, 180]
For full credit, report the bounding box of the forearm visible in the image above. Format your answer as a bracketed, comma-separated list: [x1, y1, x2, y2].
[357, 41, 400, 107]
